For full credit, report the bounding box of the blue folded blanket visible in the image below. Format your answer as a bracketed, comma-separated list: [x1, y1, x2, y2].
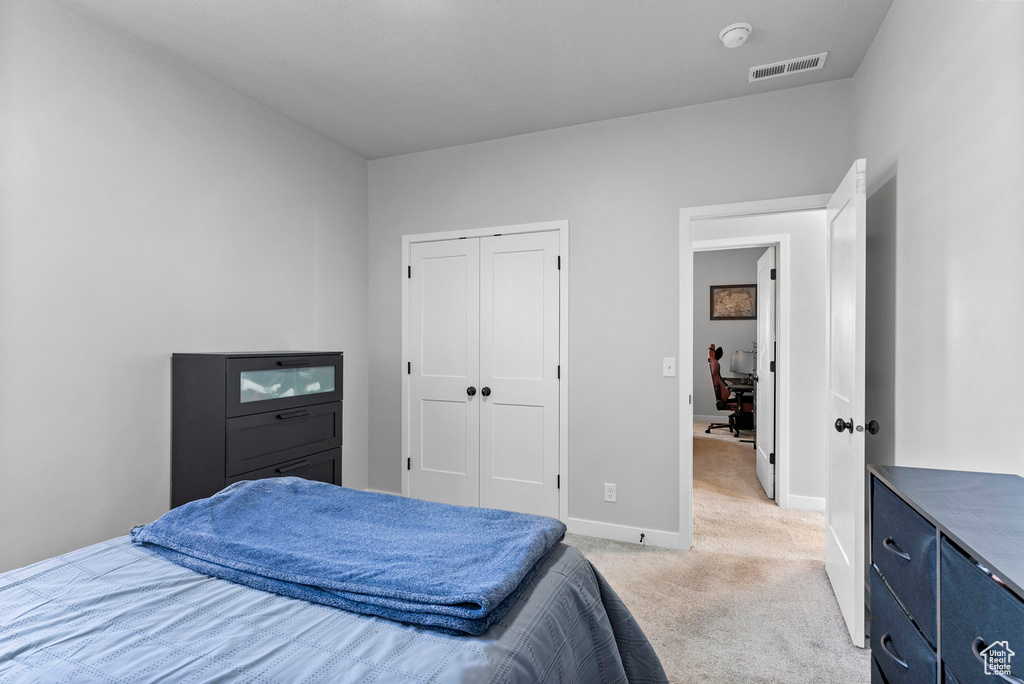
[131, 478, 566, 635]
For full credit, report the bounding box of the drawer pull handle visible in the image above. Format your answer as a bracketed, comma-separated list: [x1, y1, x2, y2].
[277, 359, 311, 367]
[276, 410, 311, 420]
[972, 638, 1024, 683]
[883, 537, 911, 562]
[880, 634, 908, 669]
[276, 461, 310, 474]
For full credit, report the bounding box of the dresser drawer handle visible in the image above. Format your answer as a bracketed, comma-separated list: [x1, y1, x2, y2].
[880, 634, 908, 669]
[973, 638, 1024, 683]
[276, 461, 310, 474]
[276, 410, 311, 420]
[883, 537, 911, 561]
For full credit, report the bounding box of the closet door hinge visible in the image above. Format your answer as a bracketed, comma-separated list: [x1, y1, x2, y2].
[769, 452, 775, 465]
[557, 256, 561, 270]
[407, 362, 411, 375]
[557, 474, 560, 490]
[770, 361, 776, 373]
[770, 268, 776, 280]
[407, 265, 411, 278]
[557, 365, 560, 379]
[407, 457, 411, 470]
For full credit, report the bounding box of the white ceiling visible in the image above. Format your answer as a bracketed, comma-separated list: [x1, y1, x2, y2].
[60, 0, 892, 159]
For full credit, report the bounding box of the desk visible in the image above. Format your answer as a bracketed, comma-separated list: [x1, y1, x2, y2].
[724, 380, 754, 437]
[724, 381, 753, 406]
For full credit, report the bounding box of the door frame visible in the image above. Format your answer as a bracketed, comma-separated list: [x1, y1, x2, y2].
[679, 196, 829, 549]
[692, 239, 783, 500]
[400, 220, 570, 523]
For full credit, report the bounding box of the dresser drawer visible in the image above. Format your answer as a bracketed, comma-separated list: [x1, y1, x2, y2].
[871, 569, 936, 684]
[941, 538, 1024, 684]
[225, 401, 342, 477]
[226, 354, 343, 418]
[872, 477, 938, 644]
[226, 447, 341, 487]
[872, 655, 889, 683]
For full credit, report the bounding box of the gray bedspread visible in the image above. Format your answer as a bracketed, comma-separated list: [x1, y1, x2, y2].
[0, 536, 667, 683]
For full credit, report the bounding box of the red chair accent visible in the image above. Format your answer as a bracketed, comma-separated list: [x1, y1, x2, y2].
[706, 344, 753, 436]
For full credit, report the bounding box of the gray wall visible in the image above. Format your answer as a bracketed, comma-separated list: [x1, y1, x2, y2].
[368, 80, 852, 533]
[692, 249, 761, 419]
[865, 176, 897, 468]
[0, 0, 369, 572]
[853, 0, 1024, 475]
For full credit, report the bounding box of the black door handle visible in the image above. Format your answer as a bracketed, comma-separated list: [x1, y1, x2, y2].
[276, 460, 310, 474]
[834, 418, 853, 433]
[467, 386, 476, 396]
[481, 387, 491, 397]
[277, 410, 311, 420]
[866, 420, 880, 435]
[277, 359, 311, 367]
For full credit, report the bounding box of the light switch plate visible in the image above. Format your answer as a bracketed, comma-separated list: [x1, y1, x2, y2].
[663, 357, 676, 377]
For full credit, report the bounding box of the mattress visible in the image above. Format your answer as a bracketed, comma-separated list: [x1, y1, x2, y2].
[0, 536, 666, 683]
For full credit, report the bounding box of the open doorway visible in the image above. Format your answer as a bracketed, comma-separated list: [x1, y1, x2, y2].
[679, 197, 831, 552]
[680, 163, 869, 646]
[692, 245, 777, 500]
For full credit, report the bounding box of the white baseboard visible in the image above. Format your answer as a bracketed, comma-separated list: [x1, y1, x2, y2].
[692, 414, 732, 424]
[362, 491, 689, 549]
[566, 517, 685, 550]
[786, 494, 825, 511]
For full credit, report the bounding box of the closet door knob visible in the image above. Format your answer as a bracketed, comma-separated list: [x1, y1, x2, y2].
[834, 418, 853, 433]
[481, 387, 491, 397]
[466, 386, 476, 397]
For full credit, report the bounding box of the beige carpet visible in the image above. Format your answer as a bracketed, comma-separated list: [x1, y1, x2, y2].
[565, 430, 870, 683]
[695, 418, 755, 444]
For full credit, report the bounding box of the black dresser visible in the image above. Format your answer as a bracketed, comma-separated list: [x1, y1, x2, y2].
[171, 352, 343, 508]
[869, 465, 1024, 683]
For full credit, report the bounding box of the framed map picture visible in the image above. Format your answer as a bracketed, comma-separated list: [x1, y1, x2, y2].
[710, 284, 757, 320]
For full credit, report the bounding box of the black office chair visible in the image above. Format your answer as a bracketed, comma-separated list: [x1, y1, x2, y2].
[705, 344, 754, 436]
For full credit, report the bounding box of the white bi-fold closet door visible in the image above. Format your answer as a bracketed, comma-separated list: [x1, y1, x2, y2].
[408, 231, 560, 519]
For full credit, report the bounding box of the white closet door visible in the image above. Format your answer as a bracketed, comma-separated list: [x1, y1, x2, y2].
[478, 232, 560, 518]
[408, 239, 480, 507]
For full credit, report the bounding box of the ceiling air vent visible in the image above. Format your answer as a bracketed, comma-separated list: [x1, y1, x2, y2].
[749, 52, 828, 82]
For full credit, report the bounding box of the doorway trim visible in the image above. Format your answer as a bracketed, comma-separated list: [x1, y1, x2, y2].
[679, 195, 830, 549]
[400, 220, 570, 522]
[693, 237, 787, 506]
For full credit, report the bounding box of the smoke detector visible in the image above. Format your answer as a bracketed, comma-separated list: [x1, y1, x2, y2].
[719, 22, 752, 48]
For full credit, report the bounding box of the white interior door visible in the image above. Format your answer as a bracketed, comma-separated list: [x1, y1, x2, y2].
[408, 239, 480, 507]
[824, 159, 868, 648]
[755, 247, 776, 499]
[479, 232, 560, 518]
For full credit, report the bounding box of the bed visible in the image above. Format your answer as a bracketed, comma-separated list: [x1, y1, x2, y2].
[0, 485, 667, 683]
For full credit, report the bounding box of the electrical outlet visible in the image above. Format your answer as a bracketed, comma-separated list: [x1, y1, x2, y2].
[604, 483, 616, 502]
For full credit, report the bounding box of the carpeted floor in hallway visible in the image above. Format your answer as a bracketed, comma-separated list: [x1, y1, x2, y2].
[565, 426, 870, 683]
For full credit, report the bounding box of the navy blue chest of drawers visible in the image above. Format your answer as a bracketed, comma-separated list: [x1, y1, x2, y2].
[869, 465, 1024, 684]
